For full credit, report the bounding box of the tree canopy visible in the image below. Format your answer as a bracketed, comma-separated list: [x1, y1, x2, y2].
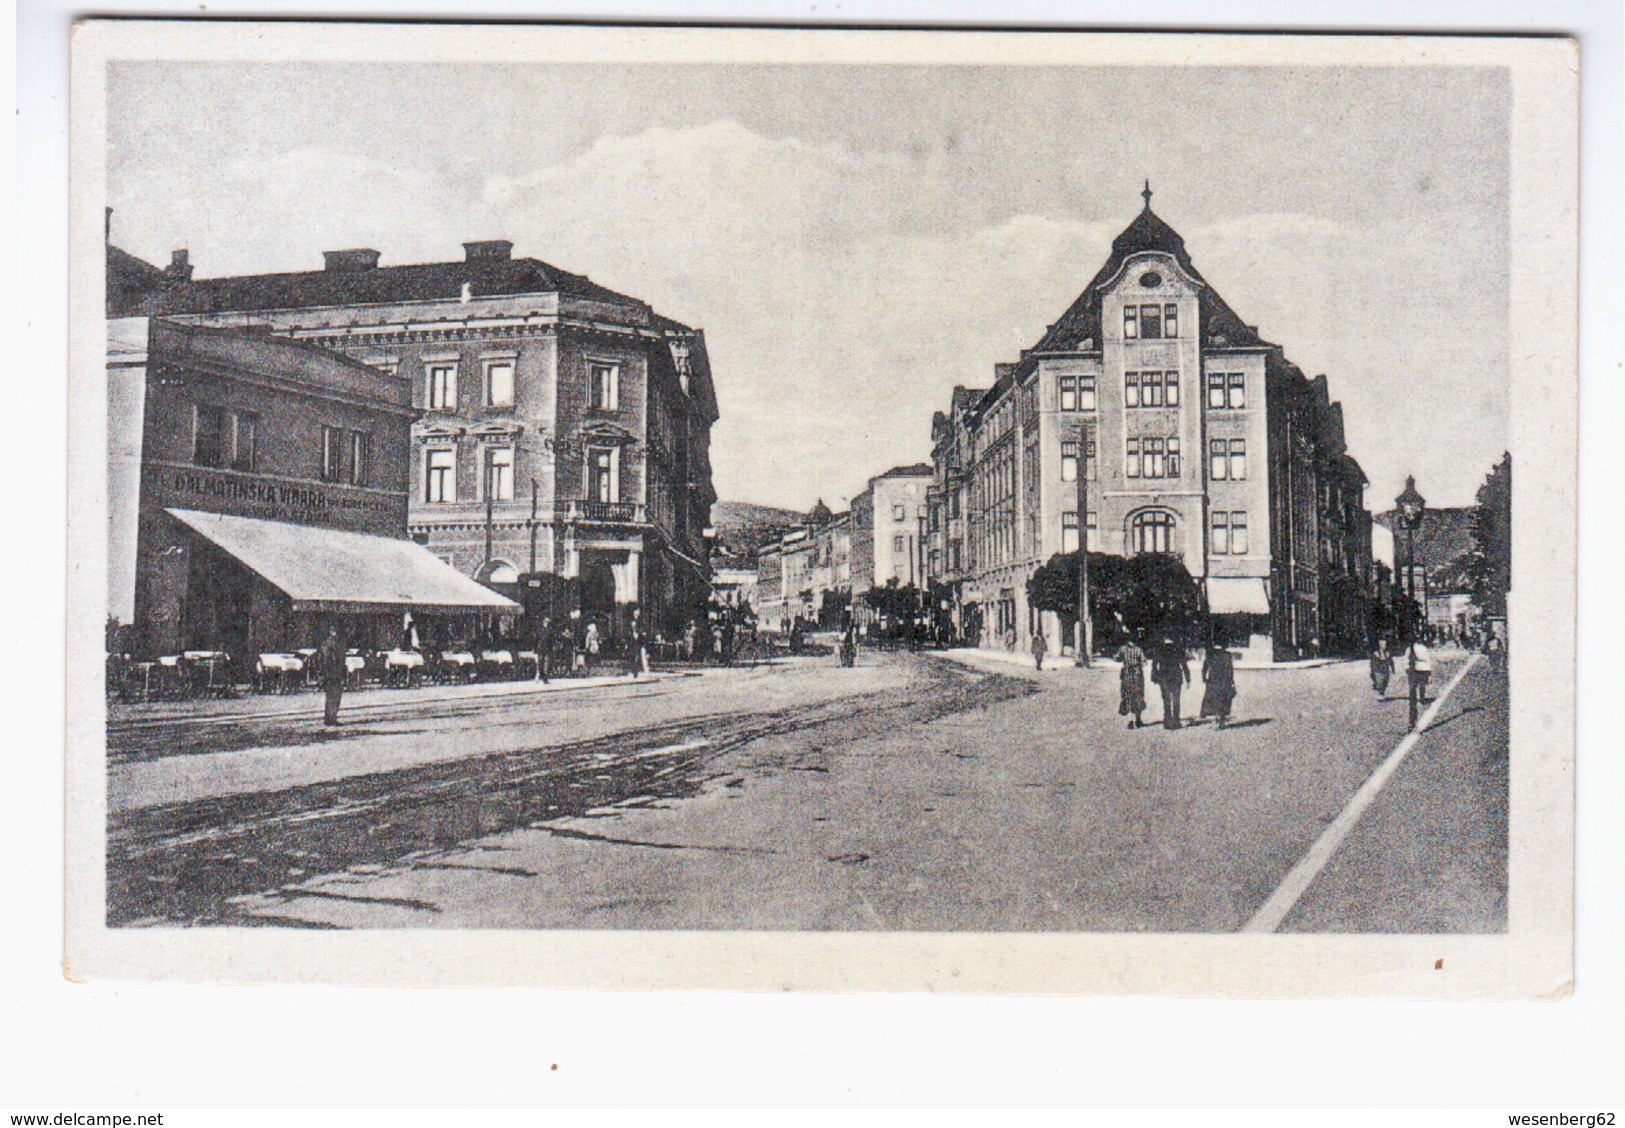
[1027, 551, 1204, 649]
[1466, 452, 1512, 618]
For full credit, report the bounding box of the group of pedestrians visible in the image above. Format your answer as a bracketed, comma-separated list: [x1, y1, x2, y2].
[1114, 634, 1237, 731]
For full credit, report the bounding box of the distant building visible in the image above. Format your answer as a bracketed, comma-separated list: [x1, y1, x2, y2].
[754, 508, 852, 633]
[111, 236, 718, 641]
[926, 386, 986, 640]
[1374, 506, 1478, 636]
[928, 189, 1373, 660]
[851, 464, 933, 592]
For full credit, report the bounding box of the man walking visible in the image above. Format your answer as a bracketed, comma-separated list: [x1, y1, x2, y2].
[1150, 636, 1191, 730]
[317, 626, 347, 727]
[625, 608, 649, 679]
[533, 615, 554, 683]
[1031, 626, 1048, 671]
[1406, 637, 1434, 706]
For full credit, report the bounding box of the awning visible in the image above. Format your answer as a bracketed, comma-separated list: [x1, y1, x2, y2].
[167, 508, 520, 614]
[1207, 576, 1271, 615]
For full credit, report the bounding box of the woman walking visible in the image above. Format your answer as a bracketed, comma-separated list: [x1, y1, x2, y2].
[1200, 643, 1237, 728]
[1116, 635, 1148, 729]
[1369, 638, 1394, 697]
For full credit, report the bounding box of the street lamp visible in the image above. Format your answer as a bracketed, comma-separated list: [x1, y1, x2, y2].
[1395, 475, 1427, 728]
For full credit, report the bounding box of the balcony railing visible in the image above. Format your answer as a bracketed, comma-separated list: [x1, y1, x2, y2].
[565, 500, 645, 524]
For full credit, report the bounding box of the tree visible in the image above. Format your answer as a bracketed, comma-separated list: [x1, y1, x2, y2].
[863, 579, 922, 637]
[1027, 551, 1204, 652]
[1465, 452, 1511, 619]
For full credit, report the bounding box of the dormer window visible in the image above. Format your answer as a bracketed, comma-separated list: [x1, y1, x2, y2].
[1140, 304, 1163, 340]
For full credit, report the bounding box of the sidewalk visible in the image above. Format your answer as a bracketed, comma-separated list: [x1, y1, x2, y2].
[941, 646, 1351, 673]
[107, 666, 703, 730]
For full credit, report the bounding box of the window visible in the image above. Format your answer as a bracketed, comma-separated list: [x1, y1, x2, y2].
[1060, 375, 1077, 412]
[1085, 437, 1098, 480]
[427, 364, 457, 410]
[1210, 439, 1229, 481]
[1123, 305, 1138, 339]
[1061, 440, 1078, 483]
[230, 412, 258, 472]
[1212, 511, 1230, 555]
[1142, 371, 1163, 407]
[193, 405, 226, 468]
[1231, 512, 1249, 555]
[590, 362, 620, 410]
[893, 505, 906, 521]
[1125, 437, 1140, 478]
[1079, 375, 1097, 411]
[1209, 372, 1246, 409]
[893, 535, 906, 553]
[1139, 304, 1163, 340]
[1164, 304, 1179, 339]
[1165, 372, 1180, 406]
[486, 360, 515, 407]
[426, 449, 456, 503]
[1145, 437, 1166, 479]
[1125, 372, 1140, 408]
[321, 426, 343, 483]
[486, 446, 514, 501]
[1086, 510, 1098, 551]
[1132, 511, 1176, 556]
[1062, 511, 1080, 553]
[347, 430, 371, 487]
[1229, 439, 1248, 480]
[918, 506, 928, 518]
[587, 447, 617, 503]
[1167, 437, 1181, 477]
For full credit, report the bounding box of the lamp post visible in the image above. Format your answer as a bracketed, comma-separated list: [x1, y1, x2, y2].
[1395, 475, 1427, 728]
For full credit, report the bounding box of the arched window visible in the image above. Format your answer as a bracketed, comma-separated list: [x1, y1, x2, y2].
[1129, 510, 1178, 557]
[478, 560, 519, 585]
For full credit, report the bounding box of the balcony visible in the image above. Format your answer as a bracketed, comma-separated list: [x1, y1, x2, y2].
[564, 500, 646, 525]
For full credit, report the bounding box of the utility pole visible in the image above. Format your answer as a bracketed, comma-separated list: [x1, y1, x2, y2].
[528, 479, 540, 575]
[483, 459, 495, 572]
[1075, 424, 1093, 667]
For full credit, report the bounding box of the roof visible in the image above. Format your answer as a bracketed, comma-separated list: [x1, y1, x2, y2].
[876, 463, 934, 480]
[110, 249, 658, 320]
[167, 508, 519, 612]
[1027, 204, 1265, 358]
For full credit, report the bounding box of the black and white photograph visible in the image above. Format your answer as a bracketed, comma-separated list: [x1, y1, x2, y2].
[65, 22, 1576, 995]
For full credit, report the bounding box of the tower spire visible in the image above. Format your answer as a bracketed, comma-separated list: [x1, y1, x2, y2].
[1141, 179, 1153, 209]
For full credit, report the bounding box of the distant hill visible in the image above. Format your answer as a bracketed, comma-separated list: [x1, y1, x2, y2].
[711, 500, 805, 565]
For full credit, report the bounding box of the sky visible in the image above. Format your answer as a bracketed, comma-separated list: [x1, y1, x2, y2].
[108, 61, 1510, 512]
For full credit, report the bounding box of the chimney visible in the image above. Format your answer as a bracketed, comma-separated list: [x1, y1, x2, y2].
[462, 240, 513, 262]
[322, 248, 381, 272]
[164, 249, 193, 283]
[105, 206, 112, 242]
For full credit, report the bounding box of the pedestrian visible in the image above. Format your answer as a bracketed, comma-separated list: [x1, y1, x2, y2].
[839, 622, 857, 668]
[1150, 636, 1191, 730]
[720, 618, 736, 666]
[682, 619, 697, 661]
[1369, 638, 1394, 697]
[1031, 626, 1048, 671]
[625, 608, 648, 679]
[533, 616, 553, 683]
[1405, 637, 1434, 704]
[584, 620, 600, 673]
[1116, 635, 1148, 729]
[1484, 632, 1505, 673]
[1200, 643, 1237, 728]
[316, 626, 347, 727]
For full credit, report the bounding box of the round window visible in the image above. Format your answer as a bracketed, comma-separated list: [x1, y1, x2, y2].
[1139, 271, 1163, 288]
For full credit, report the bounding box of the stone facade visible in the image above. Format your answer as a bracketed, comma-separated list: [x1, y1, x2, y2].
[113, 239, 719, 640]
[930, 195, 1373, 660]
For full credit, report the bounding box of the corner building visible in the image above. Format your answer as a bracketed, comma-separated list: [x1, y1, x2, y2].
[115, 240, 719, 641]
[948, 192, 1372, 660]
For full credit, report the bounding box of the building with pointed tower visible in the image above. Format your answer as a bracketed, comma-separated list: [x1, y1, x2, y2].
[933, 186, 1373, 661]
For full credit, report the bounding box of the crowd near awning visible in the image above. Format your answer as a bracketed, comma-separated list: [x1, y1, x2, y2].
[1206, 577, 1271, 616]
[166, 508, 520, 614]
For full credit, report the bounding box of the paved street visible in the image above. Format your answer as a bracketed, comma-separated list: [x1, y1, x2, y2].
[105, 649, 1505, 932]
